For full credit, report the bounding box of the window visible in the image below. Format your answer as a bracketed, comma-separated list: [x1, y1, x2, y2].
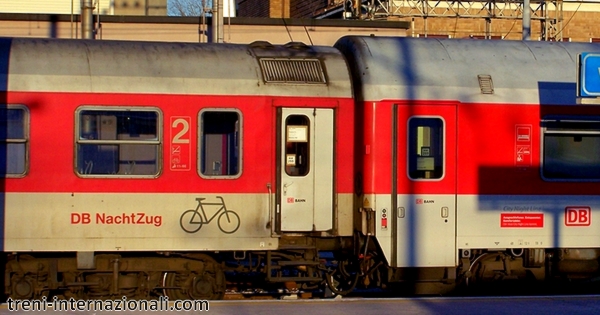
[284, 115, 310, 177]
[199, 110, 241, 177]
[408, 117, 444, 179]
[542, 118, 600, 180]
[0, 105, 28, 177]
[76, 108, 161, 177]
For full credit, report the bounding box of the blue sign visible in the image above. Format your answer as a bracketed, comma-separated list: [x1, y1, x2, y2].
[580, 53, 600, 97]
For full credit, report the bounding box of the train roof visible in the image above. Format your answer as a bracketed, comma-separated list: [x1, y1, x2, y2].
[335, 36, 600, 105]
[0, 37, 352, 98]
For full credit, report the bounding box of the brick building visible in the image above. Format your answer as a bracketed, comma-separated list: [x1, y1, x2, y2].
[238, 0, 600, 42]
[238, 0, 327, 18]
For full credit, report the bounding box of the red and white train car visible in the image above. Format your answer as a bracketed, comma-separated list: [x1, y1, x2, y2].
[2, 35, 600, 299]
[0, 37, 355, 299]
[337, 36, 600, 292]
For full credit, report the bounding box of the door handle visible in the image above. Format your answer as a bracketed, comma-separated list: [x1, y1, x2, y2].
[398, 207, 405, 218]
[283, 182, 293, 195]
[441, 206, 449, 218]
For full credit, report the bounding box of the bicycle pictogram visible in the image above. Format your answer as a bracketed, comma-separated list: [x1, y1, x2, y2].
[179, 196, 241, 234]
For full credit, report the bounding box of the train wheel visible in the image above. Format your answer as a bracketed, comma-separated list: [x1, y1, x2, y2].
[162, 254, 225, 300]
[10, 274, 37, 299]
[325, 259, 359, 296]
[6, 255, 49, 300]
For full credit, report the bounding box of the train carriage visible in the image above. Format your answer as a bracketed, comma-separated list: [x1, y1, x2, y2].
[337, 36, 600, 292]
[0, 37, 355, 299]
[3, 34, 600, 300]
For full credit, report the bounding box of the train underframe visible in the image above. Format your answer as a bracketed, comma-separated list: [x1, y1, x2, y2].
[5, 236, 600, 300]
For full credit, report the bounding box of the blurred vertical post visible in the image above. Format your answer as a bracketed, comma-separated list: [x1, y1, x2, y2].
[212, 0, 224, 43]
[523, 0, 531, 40]
[81, 0, 95, 39]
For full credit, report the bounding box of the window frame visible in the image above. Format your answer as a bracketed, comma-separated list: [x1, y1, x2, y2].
[541, 116, 600, 182]
[407, 116, 446, 181]
[284, 114, 311, 177]
[198, 108, 243, 179]
[74, 106, 163, 178]
[1, 104, 29, 178]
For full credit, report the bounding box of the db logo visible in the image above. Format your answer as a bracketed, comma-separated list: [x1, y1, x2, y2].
[565, 207, 591, 226]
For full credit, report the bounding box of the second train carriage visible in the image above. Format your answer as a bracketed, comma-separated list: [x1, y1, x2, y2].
[338, 36, 600, 292]
[2, 34, 600, 299]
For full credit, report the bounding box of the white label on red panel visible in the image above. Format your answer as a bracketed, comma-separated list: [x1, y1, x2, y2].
[515, 124, 532, 167]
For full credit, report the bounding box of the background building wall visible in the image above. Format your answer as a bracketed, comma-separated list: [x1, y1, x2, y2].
[238, 0, 272, 18]
[0, 0, 113, 14]
[291, 0, 327, 18]
[0, 14, 408, 45]
[239, 0, 329, 18]
[406, 10, 600, 41]
[114, 0, 167, 16]
[2, 1, 600, 42]
[0, 0, 167, 16]
[270, 0, 290, 18]
[237, 0, 600, 42]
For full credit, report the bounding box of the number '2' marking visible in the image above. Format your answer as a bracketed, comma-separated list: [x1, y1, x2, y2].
[172, 118, 190, 144]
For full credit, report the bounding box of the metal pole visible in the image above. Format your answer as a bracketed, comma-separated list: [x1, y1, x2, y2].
[212, 0, 224, 43]
[71, 0, 74, 38]
[81, 0, 95, 39]
[96, 0, 101, 39]
[202, 0, 207, 43]
[212, 0, 218, 43]
[523, 0, 531, 40]
[218, 0, 224, 43]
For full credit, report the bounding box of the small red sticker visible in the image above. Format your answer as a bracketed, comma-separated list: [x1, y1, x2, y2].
[501, 213, 544, 228]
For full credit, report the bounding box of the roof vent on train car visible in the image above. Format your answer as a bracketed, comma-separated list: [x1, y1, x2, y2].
[283, 42, 310, 50]
[259, 58, 327, 84]
[250, 41, 275, 49]
[478, 74, 494, 94]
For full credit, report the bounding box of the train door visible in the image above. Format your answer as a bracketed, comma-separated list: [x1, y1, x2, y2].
[277, 108, 334, 232]
[394, 104, 457, 267]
